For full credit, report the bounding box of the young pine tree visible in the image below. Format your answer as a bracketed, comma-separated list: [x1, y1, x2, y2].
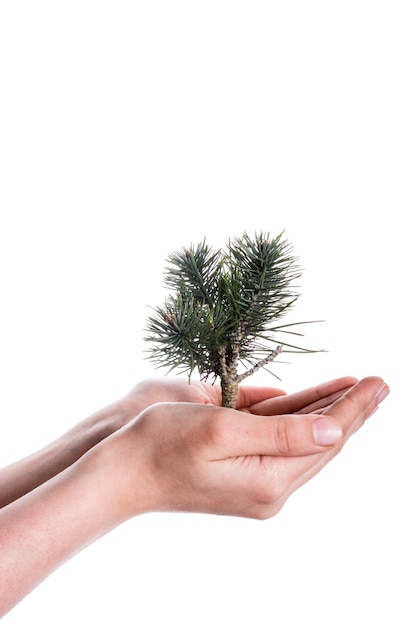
[144, 231, 319, 408]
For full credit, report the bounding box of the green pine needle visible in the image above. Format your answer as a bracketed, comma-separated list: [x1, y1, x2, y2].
[144, 231, 323, 406]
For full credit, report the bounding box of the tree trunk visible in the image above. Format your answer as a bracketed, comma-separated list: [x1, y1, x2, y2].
[220, 367, 239, 408]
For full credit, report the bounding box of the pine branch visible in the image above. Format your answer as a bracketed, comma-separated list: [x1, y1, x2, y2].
[144, 230, 323, 407]
[237, 344, 283, 383]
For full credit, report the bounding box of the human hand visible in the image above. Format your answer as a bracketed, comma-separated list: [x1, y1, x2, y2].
[0, 375, 388, 617]
[110, 376, 389, 521]
[0, 374, 355, 512]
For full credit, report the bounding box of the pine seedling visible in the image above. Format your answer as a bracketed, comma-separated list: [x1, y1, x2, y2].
[144, 231, 320, 408]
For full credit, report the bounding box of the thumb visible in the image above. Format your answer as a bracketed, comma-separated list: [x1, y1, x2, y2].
[216, 412, 343, 458]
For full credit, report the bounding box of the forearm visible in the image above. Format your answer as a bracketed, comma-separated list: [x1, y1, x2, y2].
[0, 398, 139, 509]
[0, 437, 132, 618]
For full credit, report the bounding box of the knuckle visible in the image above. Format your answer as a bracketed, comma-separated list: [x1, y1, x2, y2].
[274, 417, 295, 454]
[251, 493, 285, 520]
[251, 475, 286, 510]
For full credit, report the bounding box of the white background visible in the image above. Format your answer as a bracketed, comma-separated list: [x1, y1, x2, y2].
[0, 1, 415, 624]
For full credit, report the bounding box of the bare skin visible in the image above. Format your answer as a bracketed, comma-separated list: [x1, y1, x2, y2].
[0, 375, 389, 617]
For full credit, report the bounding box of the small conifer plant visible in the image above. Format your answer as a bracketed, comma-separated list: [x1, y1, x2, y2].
[144, 231, 319, 408]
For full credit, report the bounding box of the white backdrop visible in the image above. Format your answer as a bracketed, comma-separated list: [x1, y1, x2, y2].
[0, 2, 415, 624]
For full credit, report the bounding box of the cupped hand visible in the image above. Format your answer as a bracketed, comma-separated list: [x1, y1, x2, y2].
[113, 376, 389, 521]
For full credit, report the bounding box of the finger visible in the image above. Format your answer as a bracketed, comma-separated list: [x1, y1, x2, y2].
[322, 376, 389, 436]
[294, 386, 357, 414]
[235, 385, 287, 410]
[271, 376, 390, 502]
[247, 376, 358, 416]
[211, 411, 343, 459]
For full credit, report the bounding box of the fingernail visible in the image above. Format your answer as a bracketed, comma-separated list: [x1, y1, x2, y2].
[313, 418, 342, 446]
[376, 383, 390, 404]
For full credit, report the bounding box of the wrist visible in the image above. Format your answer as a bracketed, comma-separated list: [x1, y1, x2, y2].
[57, 397, 145, 463]
[89, 425, 157, 523]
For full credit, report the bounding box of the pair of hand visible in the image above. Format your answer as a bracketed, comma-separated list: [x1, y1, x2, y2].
[0, 374, 389, 618]
[104, 375, 389, 521]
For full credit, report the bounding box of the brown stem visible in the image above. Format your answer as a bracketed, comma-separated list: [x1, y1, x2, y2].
[218, 344, 239, 408]
[221, 376, 239, 408]
[237, 344, 283, 383]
